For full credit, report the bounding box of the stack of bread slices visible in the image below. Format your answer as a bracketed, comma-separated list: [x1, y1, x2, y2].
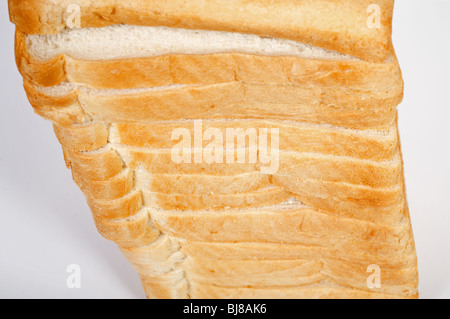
[10, 0, 418, 298]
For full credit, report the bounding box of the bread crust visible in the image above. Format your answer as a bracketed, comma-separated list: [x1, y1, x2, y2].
[87, 190, 143, 220]
[10, 0, 395, 62]
[25, 81, 400, 131]
[180, 240, 416, 265]
[93, 211, 161, 247]
[63, 147, 123, 181]
[72, 168, 134, 201]
[110, 120, 398, 161]
[112, 147, 402, 188]
[53, 122, 108, 152]
[142, 187, 290, 211]
[150, 206, 411, 246]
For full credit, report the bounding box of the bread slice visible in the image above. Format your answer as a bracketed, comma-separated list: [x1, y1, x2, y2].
[150, 203, 411, 246]
[87, 189, 143, 220]
[9, 0, 395, 62]
[180, 239, 417, 265]
[141, 186, 290, 211]
[24, 80, 400, 131]
[109, 120, 399, 161]
[63, 146, 123, 181]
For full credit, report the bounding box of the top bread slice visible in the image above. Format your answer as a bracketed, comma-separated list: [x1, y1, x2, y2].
[9, 0, 395, 62]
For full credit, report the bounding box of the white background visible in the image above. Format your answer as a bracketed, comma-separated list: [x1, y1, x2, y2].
[1, 0, 449, 299]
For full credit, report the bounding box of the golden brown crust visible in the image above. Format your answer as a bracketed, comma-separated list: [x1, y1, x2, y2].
[142, 187, 290, 211]
[150, 206, 411, 246]
[63, 147, 123, 181]
[93, 210, 161, 247]
[180, 240, 417, 265]
[110, 120, 398, 161]
[53, 122, 108, 152]
[9, 0, 395, 62]
[147, 173, 271, 195]
[72, 169, 134, 201]
[24, 81, 400, 131]
[87, 190, 143, 220]
[80, 82, 399, 129]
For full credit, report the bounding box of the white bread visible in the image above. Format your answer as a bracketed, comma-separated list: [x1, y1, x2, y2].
[26, 25, 351, 62]
[9, 0, 418, 299]
[9, 0, 395, 62]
